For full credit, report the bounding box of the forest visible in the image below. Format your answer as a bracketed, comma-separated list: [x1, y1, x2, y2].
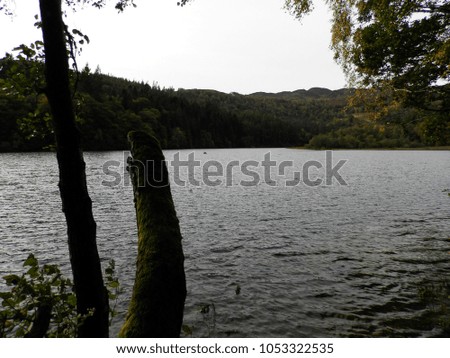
[0, 57, 449, 152]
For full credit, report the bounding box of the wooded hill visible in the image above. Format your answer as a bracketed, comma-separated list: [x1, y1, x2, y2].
[0, 64, 448, 151]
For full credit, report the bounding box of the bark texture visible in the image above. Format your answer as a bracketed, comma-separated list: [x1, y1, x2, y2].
[39, 0, 109, 337]
[120, 131, 186, 338]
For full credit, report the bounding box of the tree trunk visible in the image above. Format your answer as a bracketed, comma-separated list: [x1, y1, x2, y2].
[24, 303, 52, 338]
[120, 131, 186, 338]
[39, 0, 109, 337]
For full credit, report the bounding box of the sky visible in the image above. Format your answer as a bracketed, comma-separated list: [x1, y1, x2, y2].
[0, 0, 347, 94]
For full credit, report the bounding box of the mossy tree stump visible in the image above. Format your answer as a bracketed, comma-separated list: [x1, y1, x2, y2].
[119, 131, 186, 338]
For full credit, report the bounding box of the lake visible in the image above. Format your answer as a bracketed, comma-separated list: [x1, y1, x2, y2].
[1, 149, 449, 337]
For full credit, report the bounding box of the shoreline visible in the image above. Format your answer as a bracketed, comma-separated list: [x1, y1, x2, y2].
[291, 146, 450, 151]
[1, 146, 450, 154]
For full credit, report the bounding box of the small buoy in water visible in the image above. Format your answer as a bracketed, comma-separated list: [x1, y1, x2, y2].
[203, 151, 207, 154]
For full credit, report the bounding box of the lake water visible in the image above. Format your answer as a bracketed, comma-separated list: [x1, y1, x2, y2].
[1, 149, 449, 337]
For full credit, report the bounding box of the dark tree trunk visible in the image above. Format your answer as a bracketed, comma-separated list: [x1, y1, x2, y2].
[39, 0, 109, 337]
[24, 303, 52, 338]
[119, 131, 186, 338]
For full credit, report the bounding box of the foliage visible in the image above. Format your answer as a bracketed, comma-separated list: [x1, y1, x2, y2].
[286, 1, 450, 86]
[1, 61, 448, 151]
[104, 259, 122, 327]
[0, 58, 344, 150]
[0, 36, 77, 150]
[0, 254, 87, 337]
[0, 0, 137, 14]
[307, 122, 414, 149]
[349, 0, 449, 113]
[285, 0, 450, 113]
[351, 1, 449, 88]
[0, 255, 121, 337]
[284, 0, 314, 20]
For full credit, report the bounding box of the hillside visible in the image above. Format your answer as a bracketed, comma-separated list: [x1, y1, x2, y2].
[0, 58, 448, 151]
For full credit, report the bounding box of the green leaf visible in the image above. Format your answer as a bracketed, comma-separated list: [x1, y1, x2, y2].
[2, 298, 14, 307]
[108, 280, 120, 289]
[66, 294, 77, 308]
[0, 292, 12, 300]
[2, 275, 21, 286]
[26, 266, 39, 279]
[23, 254, 38, 268]
[43, 264, 60, 276]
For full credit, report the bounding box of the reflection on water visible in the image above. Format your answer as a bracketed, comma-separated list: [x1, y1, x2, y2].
[0, 149, 449, 337]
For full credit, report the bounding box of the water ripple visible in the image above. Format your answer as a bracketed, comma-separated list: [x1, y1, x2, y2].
[1, 149, 449, 337]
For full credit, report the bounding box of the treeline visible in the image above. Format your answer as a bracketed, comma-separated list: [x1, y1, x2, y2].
[74, 71, 355, 150]
[0, 59, 448, 152]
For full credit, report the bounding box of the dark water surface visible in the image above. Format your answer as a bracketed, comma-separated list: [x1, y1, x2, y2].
[1, 149, 449, 337]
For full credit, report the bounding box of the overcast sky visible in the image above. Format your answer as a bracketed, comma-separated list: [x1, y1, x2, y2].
[0, 0, 347, 94]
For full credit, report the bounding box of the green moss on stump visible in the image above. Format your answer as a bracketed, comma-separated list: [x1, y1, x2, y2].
[119, 131, 186, 338]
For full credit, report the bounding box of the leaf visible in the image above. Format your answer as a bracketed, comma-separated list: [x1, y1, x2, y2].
[23, 254, 38, 268]
[43, 264, 60, 276]
[108, 280, 120, 289]
[0, 292, 12, 300]
[66, 294, 77, 308]
[2, 298, 14, 307]
[26, 266, 39, 279]
[15, 327, 25, 338]
[2, 275, 21, 286]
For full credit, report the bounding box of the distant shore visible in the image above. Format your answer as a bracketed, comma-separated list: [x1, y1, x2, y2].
[291, 146, 450, 151]
[1, 145, 450, 154]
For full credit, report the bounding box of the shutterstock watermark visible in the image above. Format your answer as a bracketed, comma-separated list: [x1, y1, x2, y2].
[101, 151, 348, 188]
